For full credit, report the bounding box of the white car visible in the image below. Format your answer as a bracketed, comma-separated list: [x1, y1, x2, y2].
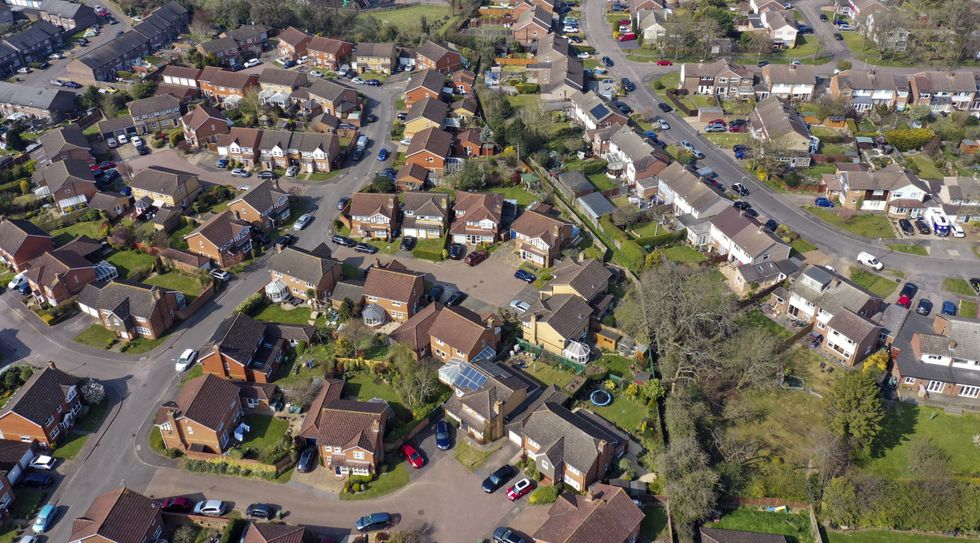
[310, 70, 323, 78]
[399, 137, 412, 146]
[29, 455, 57, 471]
[293, 213, 313, 231]
[130, 136, 143, 147]
[679, 140, 695, 152]
[210, 269, 231, 282]
[856, 251, 883, 271]
[351, 77, 365, 85]
[509, 300, 531, 313]
[7, 272, 26, 290]
[193, 500, 227, 517]
[175, 349, 197, 372]
[243, 58, 261, 68]
[950, 223, 965, 238]
[576, 52, 590, 59]
[657, 119, 670, 130]
[286, 165, 299, 177]
[106, 137, 117, 148]
[117, 134, 128, 144]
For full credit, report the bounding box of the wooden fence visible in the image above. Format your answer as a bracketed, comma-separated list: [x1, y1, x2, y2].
[176, 283, 216, 321]
[494, 57, 535, 66]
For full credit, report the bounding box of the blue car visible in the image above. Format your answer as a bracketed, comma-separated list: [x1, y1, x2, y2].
[514, 269, 536, 283]
[814, 197, 835, 208]
[377, 148, 389, 161]
[643, 130, 658, 140]
[33, 504, 56, 534]
[216, 159, 229, 168]
[734, 150, 748, 159]
[941, 301, 957, 316]
[435, 420, 452, 450]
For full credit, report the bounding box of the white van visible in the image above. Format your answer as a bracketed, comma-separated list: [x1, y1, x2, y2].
[856, 251, 883, 270]
[355, 135, 369, 151]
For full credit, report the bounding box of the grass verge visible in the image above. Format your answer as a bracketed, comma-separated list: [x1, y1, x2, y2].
[805, 207, 895, 238]
[73, 325, 117, 350]
[339, 462, 410, 501]
[454, 440, 499, 471]
[848, 267, 899, 298]
[886, 243, 927, 256]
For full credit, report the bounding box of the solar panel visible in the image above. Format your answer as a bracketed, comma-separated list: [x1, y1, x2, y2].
[589, 103, 610, 120]
[453, 363, 489, 392]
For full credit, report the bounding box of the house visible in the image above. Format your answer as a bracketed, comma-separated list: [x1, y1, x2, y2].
[198, 67, 260, 105]
[894, 315, 980, 405]
[199, 313, 295, 383]
[361, 260, 424, 325]
[228, 179, 291, 231]
[276, 26, 311, 60]
[701, 528, 788, 543]
[828, 164, 929, 215]
[349, 192, 399, 241]
[405, 127, 454, 174]
[405, 69, 445, 106]
[297, 378, 390, 476]
[266, 244, 341, 304]
[77, 280, 186, 340]
[521, 293, 593, 363]
[909, 71, 978, 114]
[511, 203, 574, 267]
[452, 69, 476, 95]
[68, 487, 165, 543]
[390, 303, 441, 359]
[22, 237, 113, 306]
[353, 42, 398, 74]
[0, 218, 53, 272]
[0, 362, 80, 446]
[655, 161, 728, 222]
[525, 34, 586, 101]
[453, 98, 480, 122]
[3, 21, 61, 65]
[543, 258, 614, 313]
[155, 373, 243, 453]
[513, 5, 553, 46]
[130, 1, 189, 50]
[749, 97, 817, 167]
[829, 69, 909, 111]
[456, 126, 493, 158]
[0, 440, 37, 486]
[404, 97, 448, 139]
[216, 127, 262, 168]
[33, 159, 97, 214]
[259, 68, 308, 107]
[727, 258, 798, 295]
[221, 25, 268, 58]
[450, 191, 504, 245]
[197, 37, 241, 67]
[401, 192, 449, 239]
[506, 399, 624, 490]
[708, 207, 791, 265]
[65, 29, 150, 84]
[36, 125, 92, 164]
[157, 64, 202, 99]
[0, 41, 22, 79]
[575, 192, 617, 227]
[297, 79, 360, 118]
[533, 484, 644, 543]
[761, 9, 797, 48]
[679, 59, 754, 100]
[761, 64, 816, 101]
[636, 9, 669, 43]
[290, 132, 341, 173]
[938, 176, 980, 223]
[306, 36, 352, 70]
[183, 210, 253, 268]
[181, 104, 230, 149]
[749, 0, 784, 13]
[429, 305, 500, 363]
[256, 129, 292, 170]
[416, 40, 461, 73]
[782, 265, 885, 366]
[570, 91, 628, 130]
[241, 523, 305, 543]
[0, 81, 76, 121]
[590, 124, 662, 183]
[130, 165, 201, 210]
[39, 0, 97, 31]
[442, 360, 532, 442]
[396, 163, 430, 192]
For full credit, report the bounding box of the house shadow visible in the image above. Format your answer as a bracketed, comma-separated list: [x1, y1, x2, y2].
[0, 329, 31, 365]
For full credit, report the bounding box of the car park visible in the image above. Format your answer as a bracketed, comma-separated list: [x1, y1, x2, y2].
[355, 243, 378, 254]
[941, 301, 957, 316]
[210, 269, 231, 282]
[509, 299, 531, 313]
[435, 420, 452, 450]
[193, 500, 227, 517]
[445, 290, 467, 306]
[32, 504, 55, 534]
[355, 513, 391, 533]
[507, 478, 534, 501]
[29, 455, 57, 471]
[465, 250, 489, 266]
[514, 269, 536, 283]
[402, 443, 425, 469]
[898, 218, 914, 236]
[293, 213, 313, 231]
[160, 496, 194, 513]
[915, 298, 933, 316]
[400, 236, 416, 251]
[492, 527, 526, 543]
[175, 349, 197, 372]
[247, 503, 276, 519]
[448, 243, 466, 260]
[814, 197, 834, 208]
[897, 283, 918, 309]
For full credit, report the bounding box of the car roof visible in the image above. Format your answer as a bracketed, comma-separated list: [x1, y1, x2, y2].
[39, 504, 55, 514]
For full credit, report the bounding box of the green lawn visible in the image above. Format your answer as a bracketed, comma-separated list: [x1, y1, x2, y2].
[54, 432, 89, 460]
[488, 185, 537, 206]
[365, 4, 450, 32]
[943, 277, 976, 297]
[9, 488, 45, 519]
[736, 34, 832, 64]
[168, 222, 195, 250]
[340, 462, 410, 501]
[239, 414, 289, 458]
[905, 154, 945, 180]
[886, 243, 927, 256]
[107, 250, 157, 280]
[149, 426, 166, 454]
[651, 71, 680, 91]
[961, 300, 978, 319]
[302, 170, 342, 182]
[630, 221, 667, 238]
[74, 325, 118, 350]
[524, 361, 578, 389]
[250, 301, 316, 325]
[790, 237, 818, 254]
[865, 403, 980, 478]
[848, 267, 899, 298]
[828, 530, 980, 543]
[591, 393, 649, 433]
[506, 94, 541, 109]
[144, 271, 206, 299]
[740, 309, 793, 341]
[181, 364, 204, 384]
[805, 207, 895, 238]
[344, 372, 416, 441]
[599, 354, 634, 379]
[341, 263, 362, 280]
[122, 336, 165, 354]
[51, 220, 103, 246]
[77, 401, 110, 433]
[840, 32, 922, 68]
[639, 506, 669, 541]
[454, 439, 500, 471]
[661, 245, 706, 263]
[710, 508, 812, 543]
[702, 132, 750, 148]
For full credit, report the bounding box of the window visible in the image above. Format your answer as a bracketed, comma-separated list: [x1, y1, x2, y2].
[49, 427, 60, 440]
[323, 446, 332, 452]
[926, 380, 945, 393]
[20, 435, 31, 443]
[44, 415, 54, 427]
[959, 385, 980, 398]
[353, 451, 365, 460]
[903, 376, 915, 385]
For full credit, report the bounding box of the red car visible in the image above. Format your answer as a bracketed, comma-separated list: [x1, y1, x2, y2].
[160, 496, 194, 513]
[507, 478, 534, 501]
[656, 59, 673, 66]
[98, 160, 116, 170]
[709, 119, 725, 126]
[464, 250, 489, 266]
[617, 32, 636, 41]
[401, 444, 424, 469]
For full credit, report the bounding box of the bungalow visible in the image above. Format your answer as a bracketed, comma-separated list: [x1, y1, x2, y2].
[361, 260, 425, 325]
[306, 36, 352, 70]
[0, 362, 81, 446]
[534, 484, 644, 543]
[155, 373, 243, 453]
[416, 40, 461, 73]
[227, 178, 291, 231]
[349, 192, 399, 241]
[33, 158, 98, 214]
[570, 91, 628, 130]
[353, 42, 398, 75]
[276, 26, 311, 61]
[405, 69, 445, 106]
[266, 244, 342, 304]
[749, 97, 817, 168]
[938, 176, 980, 223]
[443, 359, 531, 442]
[429, 305, 500, 363]
[828, 164, 929, 215]
[22, 237, 113, 306]
[199, 313, 291, 383]
[708, 207, 791, 265]
[69, 487, 165, 543]
[761, 64, 816, 101]
[401, 192, 449, 239]
[396, 163, 430, 192]
[181, 104, 230, 149]
[77, 280, 185, 340]
[130, 165, 201, 210]
[521, 292, 593, 363]
[183, 210, 253, 268]
[404, 97, 448, 139]
[0, 219, 53, 272]
[405, 127, 454, 174]
[510, 203, 574, 267]
[450, 191, 504, 246]
[216, 127, 262, 168]
[636, 9, 668, 43]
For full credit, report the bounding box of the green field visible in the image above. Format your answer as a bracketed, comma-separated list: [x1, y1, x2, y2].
[711, 508, 811, 543]
[364, 4, 451, 32]
[702, 132, 750, 148]
[828, 530, 980, 543]
[144, 271, 206, 299]
[848, 267, 899, 298]
[106, 250, 157, 280]
[51, 220, 103, 246]
[805, 207, 895, 238]
[865, 403, 980, 478]
[886, 243, 927, 256]
[74, 325, 118, 349]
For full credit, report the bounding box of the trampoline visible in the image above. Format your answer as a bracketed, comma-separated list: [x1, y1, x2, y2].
[590, 389, 613, 407]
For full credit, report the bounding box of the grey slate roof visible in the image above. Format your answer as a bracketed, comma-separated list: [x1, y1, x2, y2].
[3, 21, 60, 53]
[1, 364, 78, 425]
[576, 192, 616, 218]
[509, 400, 621, 475]
[130, 165, 196, 196]
[129, 94, 180, 117]
[0, 81, 76, 114]
[523, 293, 592, 340]
[549, 259, 612, 304]
[231, 178, 287, 214]
[268, 245, 339, 285]
[77, 279, 175, 323]
[207, 313, 266, 364]
[74, 30, 147, 69]
[38, 125, 90, 158]
[331, 279, 364, 303]
[789, 265, 880, 317]
[407, 68, 445, 94]
[198, 36, 239, 55]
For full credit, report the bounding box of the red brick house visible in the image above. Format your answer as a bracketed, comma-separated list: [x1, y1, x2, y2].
[533, 484, 644, 543]
[405, 69, 445, 107]
[181, 104, 230, 149]
[227, 178, 291, 231]
[69, 487, 165, 543]
[198, 67, 259, 105]
[0, 218, 53, 272]
[450, 191, 504, 245]
[216, 127, 262, 169]
[199, 313, 291, 383]
[405, 127, 453, 174]
[276, 26, 311, 60]
[77, 280, 186, 341]
[510, 204, 574, 267]
[155, 373, 244, 453]
[306, 36, 352, 70]
[24, 237, 108, 306]
[349, 192, 399, 240]
[416, 40, 461, 73]
[428, 305, 500, 363]
[183, 210, 253, 268]
[0, 362, 81, 446]
[361, 260, 425, 324]
[241, 523, 305, 543]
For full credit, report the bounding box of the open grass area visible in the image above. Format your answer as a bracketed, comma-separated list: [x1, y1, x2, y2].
[181, 364, 203, 384]
[524, 361, 578, 389]
[51, 220, 103, 247]
[149, 426, 166, 454]
[905, 153, 945, 180]
[886, 243, 927, 256]
[454, 439, 500, 471]
[9, 488, 44, 519]
[168, 222, 195, 250]
[961, 300, 979, 319]
[54, 432, 89, 460]
[630, 221, 667, 238]
[943, 277, 976, 297]
[828, 530, 980, 543]
[790, 237, 819, 254]
[250, 301, 316, 325]
[77, 401, 110, 433]
[639, 506, 669, 541]
[651, 71, 680, 91]
[702, 132, 750, 148]
[106, 250, 157, 280]
[740, 309, 792, 341]
[74, 324, 117, 350]
[805, 207, 895, 238]
[591, 393, 649, 433]
[239, 414, 288, 457]
[739, 35, 831, 64]
[661, 245, 706, 263]
[840, 31, 923, 68]
[121, 336, 165, 354]
[488, 185, 537, 206]
[506, 94, 541, 109]
[365, 4, 450, 32]
[340, 462, 410, 501]
[848, 267, 899, 298]
[865, 403, 980, 479]
[710, 508, 812, 543]
[144, 271, 206, 299]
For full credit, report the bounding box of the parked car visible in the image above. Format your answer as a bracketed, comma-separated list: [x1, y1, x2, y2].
[293, 214, 313, 231]
[210, 269, 231, 282]
[464, 250, 489, 266]
[657, 118, 670, 130]
[435, 420, 452, 450]
[915, 219, 931, 235]
[814, 197, 834, 208]
[514, 269, 536, 283]
[215, 158, 229, 168]
[915, 298, 933, 316]
[621, 77, 635, 92]
[160, 496, 194, 513]
[856, 251, 883, 271]
[377, 148, 389, 161]
[898, 218, 914, 236]
[429, 284, 444, 302]
[764, 219, 779, 232]
[8, 272, 27, 290]
[612, 101, 632, 114]
[275, 234, 296, 250]
[493, 527, 526, 543]
[941, 301, 957, 316]
[175, 349, 197, 372]
[401, 443, 425, 469]
[972, 278, 980, 296]
[951, 223, 965, 238]
[732, 183, 749, 196]
[658, 103, 673, 112]
[482, 465, 518, 493]
[244, 58, 261, 68]
[193, 500, 227, 517]
[705, 123, 726, 133]
[897, 283, 918, 309]
[507, 478, 534, 501]
[29, 455, 56, 471]
[656, 59, 673, 66]
[337, 196, 351, 210]
[445, 290, 467, 306]
[448, 243, 466, 260]
[396, 112, 408, 121]
[231, 168, 251, 178]
[354, 243, 378, 254]
[106, 137, 117, 148]
[757, 60, 769, 67]
[247, 503, 276, 519]
[258, 170, 276, 180]
[400, 236, 416, 251]
[355, 513, 391, 533]
[332, 235, 356, 247]
[833, 32, 843, 40]
[20, 473, 53, 488]
[820, 13, 828, 21]
[733, 201, 751, 211]
[137, 144, 150, 156]
[32, 504, 56, 534]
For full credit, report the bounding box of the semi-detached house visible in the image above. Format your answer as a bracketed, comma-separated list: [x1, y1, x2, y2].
[894, 315, 980, 406]
[938, 176, 980, 223]
[909, 71, 979, 114]
[198, 67, 260, 106]
[679, 59, 754, 100]
[708, 207, 791, 266]
[349, 192, 399, 241]
[0, 218, 53, 272]
[824, 163, 929, 215]
[829, 69, 909, 111]
[306, 36, 352, 70]
[761, 64, 816, 101]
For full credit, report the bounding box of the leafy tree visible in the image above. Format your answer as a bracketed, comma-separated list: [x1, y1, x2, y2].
[80, 85, 102, 110]
[4, 126, 26, 152]
[861, 349, 889, 375]
[131, 80, 157, 99]
[825, 371, 884, 453]
[659, 435, 719, 529]
[370, 175, 395, 193]
[18, 179, 30, 195]
[81, 380, 106, 405]
[822, 476, 859, 527]
[884, 128, 935, 151]
[814, 94, 851, 120]
[452, 159, 486, 191]
[906, 104, 931, 123]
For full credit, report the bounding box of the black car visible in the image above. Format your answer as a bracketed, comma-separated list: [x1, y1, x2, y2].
[429, 284, 444, 302]
[493, 527, 526, 543]
[611, 101, 632, 114]
[332, 234, 356, 247]
[764, 219, 779, 232]
[351, 149, 364, 161]
[21, 473, 54, 488]
[337, 196, 351, 210]
[380, 167, 397, 179]
[274, 234, 296, 249]
[435, 420, 452, 450]
[366, 113, 379, 123]
[900, 282, 919, 301]
[833, 32, 843, 40]
[448, 243, 466, 260]
[621, 78, 635, 92]
[569, 35, 583, 43]
[137, 144, 150, 155]
[400, 236, 416, 251]
[246, 503, 277, 519]
[297, 446, 318, 473]
[733, 201, 751, 211]
[970, 278, 980, 296]
[396, 112, 408, 121]
[732, 182, 749, 197]
[819, 13, 828, 21]
[355, 242, 378, 254]
[797, 24, 813, 33]
[915, 219, 931, 235]
[482, 465, 517, 493]
[445, 290, 467, 307]
[355, 513, 392, 533]
[915, 298, 933, 316]
[657, 103, 673, 113]
[601, 56, 614, 67]
[743, 208, 759, 219]
[898, 218, 914, 236]
[757, 60, 769, 68]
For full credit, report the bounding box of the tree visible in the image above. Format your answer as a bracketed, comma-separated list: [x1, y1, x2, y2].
[822, 476, 859, 527]
[741, 31, 773, 58]
[861, 349, 889, 375]
[906, 104, 931, 123]
[172, 526, 198, 543]
[80, 85, 102, 110]
[753, 141, 790, 181]
[452, 159, 486, 191]
[131, 80, 156, 99]
[371, 175, 395, 193]
[284, 377, 323, 409]
[611, 205, 644, 229]
[18, 179, 30, 195]
[659, 436, 719, 529]
[4, 126, 26, 152]
[81, 380, 106, 405]
[814, 94, 851, 120]
[825, 371, 884, 453]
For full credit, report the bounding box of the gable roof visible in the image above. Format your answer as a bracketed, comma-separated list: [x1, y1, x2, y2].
[268, 245, 339, 285]
[22, 240, 99, 289]
[511, 208, 571, 247]
[0, 218, 51, 256]
[911, 70, 977, 93]
[550, 258, 612, 303]
[354, 42, 397, 59]
[207, 313, 266, 364]
[407, 68, 445, 94]
[299, 379, 389, 453]
[0, 81, 76, 114]
[417, 40, 454, 63]
[401, 191, 449, 217]
[839, 163, 922, 192]
[198, 36, 238, 55]
[77, 280, 175, 323]
[184, 210, 250, 247]
[307, 36, 348, 56]
[230, 178, 287, 214]
[534, 483, 644, 543]
[130, 165, 197, 196]
[763, 63, 815, 87]
[453, 191, 504, 223]
[510, 400, 621, 472]
[390, 302, 441, 352]
[835, 69, 902, 92]
[710, 206, 788, 258]
[38, 158, 96, 193]
[241, 523, 305, 543]
[217, 127, 262, 149]
[277, 26, 310, 48]
[181, 103, 228, 131]
[1, 363, 77, 425]
[790, 265, 880, 317]
[406, 127, 453, 158]
[260, 67, 308, 89]
[523, 293, 593, 339]
[199, 66, 257, 90]
[69, 487, 161, 543]
[38, 125, 90, 158]
[397, 163, 430, 185]
[167, 373, 241, 429]
[349, 192, 397, 219]
[429, 305, 491, 354]
[362, 260, 423, 303]
[749, 97, 811, 148]
[407, 96, 448, 124]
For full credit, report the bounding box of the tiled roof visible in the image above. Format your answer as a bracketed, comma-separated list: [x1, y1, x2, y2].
[430, 305, 491, 355]
[710, 207, 787, 259]
[307, 36, 349, 56]
[397, 163, 429, 184]
[217, 127, 262, 150]
[1, 363, 77, 425]
[130, 165, 197, 196]
[0, 218, 51, 256]
[390, 302, 441, 352]
[207, 313, 266, 364]
[354, 42, 397, 59]
[268, 245, 339, 285]
[199, 66, 257, 89]
[406, 96, 448, 124]
[77, 279, 175, 323]
[401, 191, 448, 218]
[241, 523, 305, 543]
[231, 178, 288, 214]
[260, 67, 308, 89]
[406, 127, 453, 158]
[417, 40, 452, 62]
[171, 373, 241, 429]
[23, 240, 98, 290]
[509, 401, 620, 474]
[549, 259, 612, 303]
[198, 36, 238, 55]
[349, 192, 397, 219]
[523, 293, 592, 340]
[511, 207, 571, 247]
[0, 439, 33, 471]
[407, 68, 445, 93]
[534, 484, 644, 543]
[38, 125, 90, 157]
[749, 97, 811, 148]
[70, 487, 161, 543]
[181, 104, 228, 131]
[763, 63, 815, 86]
[452, 191, 503, 223]
[184, 210, 250, 247]
[277, 26, 310, 48]
[836, 69, 902, 92]
[37, 158, 96, 193]
[912, 70, 977, 93]
[362, 260, 423, 304]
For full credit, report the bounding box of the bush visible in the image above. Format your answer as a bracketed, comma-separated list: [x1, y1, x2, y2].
[220, 519, 246, 543]
[183, 458, 278, 480]
[412, 246, 444, 262]
[235, 293, 264, 315]
[884, 128, 935, 151]
[529, 485, 560, 504]
[580, 159, 608, 175]
[514, 83, 540, 94]
[81, 380, 106, 405]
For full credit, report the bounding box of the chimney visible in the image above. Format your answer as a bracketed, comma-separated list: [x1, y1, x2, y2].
[371, 418, 381, 433]
[151, 285, 162, 301]
[47, 361, 57, 370]
[492, 399, 503, 417]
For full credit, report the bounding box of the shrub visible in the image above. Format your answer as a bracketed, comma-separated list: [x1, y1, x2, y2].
[18, 179, 30, 194]
[884, 128, 935, 151]
[412, 247, 444, 262]
[514, 83, 540, 94]
[580, 158, 608, 175]
[81, 380, 106, 405]
[529, 485, 560, 504]
[235, 293, 264, 315]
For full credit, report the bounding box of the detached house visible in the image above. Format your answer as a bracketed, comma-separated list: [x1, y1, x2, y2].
[24, 237, 115, 306]
[895, 315, 980, 405]
[77, 280, 186, 340]
[909, 71, 978, 114]
[353, 42, 398, 75]
[155, 373, 243, 453]
[510, 203, 574, 267]
[534, 484, 644, 543]
[183, 210, 253, 268]
[276, 26, 311, 61]
[761, 9, 797, 48]
[33, 158, 98, 214]
[69, 487, 165, 543]
[829, 69, 909, 112]
[405, 127, 455, 174]
[450, 191, 504, 245]
[761, 64, 816, 101]
[306, 36, 352, 70]
[589, 124, 664, 184]
[349, 192, 399, 241]
[200, 313, 294, 383]
[708, 207, 791, 265]
[749, 97, 817, 167]
[429, 305, 500, 363]
[0, 362, 80, 446]
[416, 40, 461, 74]
[679, 59, 754, 100]
[513, 5, 553, 46]
[405, 69, 445, 106]
[938, 176, 980, 223]
[521, 293, 594, 364]
[361, 260, 425, 325]
[404, 97, 448, 139]
[298, 378, 390, 476]
[0, 219, 53, 272]
[198, 67, 259, 105]
[401, 192, 449, 239]
[544, 258, 614, 314]
[130, 165, 201, 210]
[216, 127, 262, 168]
[37, 125, 92, 164]
[181, 104, 231, 149]
[655, 161, 729, 227]
[442, 360, 532, 442]
[228, 178, 291, 231]
[396, 163, 430, 192]
[825, 163, 928, 215]
[266, 244, 341, 304]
